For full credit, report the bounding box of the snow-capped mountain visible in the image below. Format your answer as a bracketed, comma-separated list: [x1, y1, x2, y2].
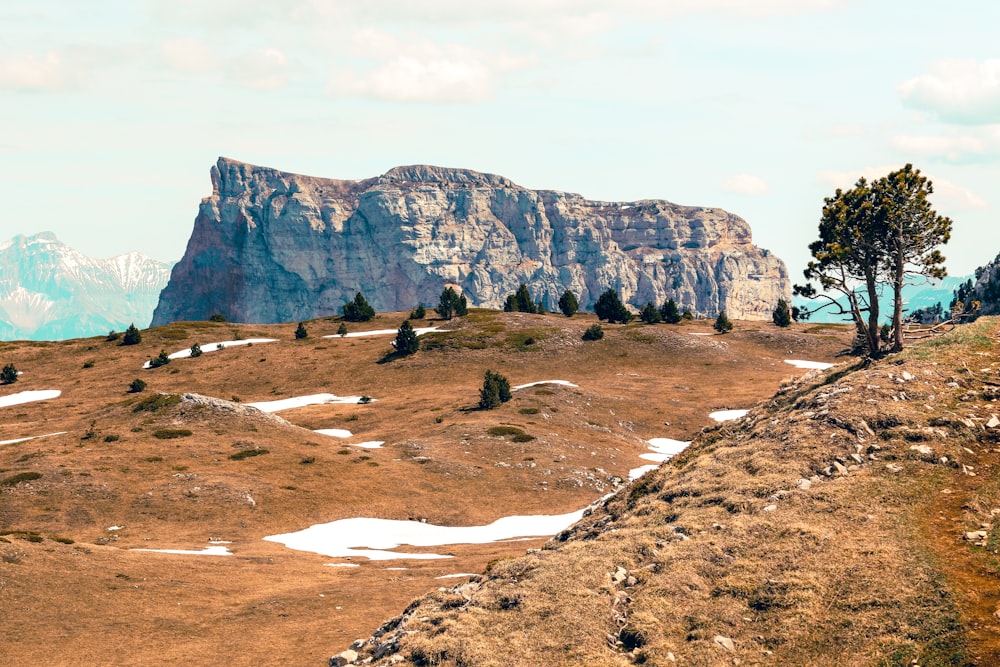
[0, 232, 173, 340]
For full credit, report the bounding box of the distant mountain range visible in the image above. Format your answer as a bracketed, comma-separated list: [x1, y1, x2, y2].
[0, 232, 173, 340]
[792, 275, 969, 325]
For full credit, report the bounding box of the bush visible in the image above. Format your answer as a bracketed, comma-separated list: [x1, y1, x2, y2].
[410, 304, 426, 319]
[714, 310, 734, 333]
[640, 301, 662, 324]
[772, 298, 792, 327]
[661, 299, 682, 324]
[148, 350, 170, 368]
[152, 428, 192, 439]
[342, 292, 376, 322]
[295, 322, 308, 339]
[1, 471, 42, 486]
[209, 313, 227, 322]
[479, 370, 512, 410]
[229, 448, 269, 460]
[681, 309, 694, 320]
[582, 324, 604, 341]
[82, 360, 95, 369]
[122, 323, 142, 345]
[189, 342, 203, 358]
[593, 289, 633, 324]
[132, 393, 181, 412]
[128, 379, 146, 393]
[106, 330, 120, 342]
[394, 320, 419, 355]
[1, 363, 17, 385]
[558, 290, 578, 317]
[337, 322, 348, 337]
[359, 395, 373, 404]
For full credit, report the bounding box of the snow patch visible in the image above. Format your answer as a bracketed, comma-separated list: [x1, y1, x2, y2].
[323, 326, 448, 339]
[143, 338, 278, 367]
[710, 409, 749, 422]
[784, 359, 835, 370]
[246, 394, 374, 413]
[436, 573, 476, 579]
[132, 546, 233, 556]
[0, 431, 66, 446]
[325, 563, 360, 568]
[315, 428, 353, 438]
[0, 390, 61, 408]
[264, 510, 586, 561]
[628, 464, 659, 481]
[353, 441, 384, 449]
[512, 380, 578, 391]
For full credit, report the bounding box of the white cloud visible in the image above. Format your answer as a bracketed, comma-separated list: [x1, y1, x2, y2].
[816, 166, 987, 211]
[722, 173, 771, 195]
[228, 48, 290, 90]
[0, 51, 70, 92]
[162, 38, 219, 75]
[899, 59, 1000, 125]
[891, 126, 1000, 162]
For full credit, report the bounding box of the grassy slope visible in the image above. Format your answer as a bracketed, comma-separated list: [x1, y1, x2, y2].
[0, 311, 850, 666]
[347, 319, 1000, 667]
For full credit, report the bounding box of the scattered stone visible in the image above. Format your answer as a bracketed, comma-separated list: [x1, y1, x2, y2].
[329, 649, 358, 666]
[796, 478, 812, 490]
[909, 444, 934, 460]
[612, 567, 628, 585]
[965, 531, 989, 542]
[988, 415, 1000, 429]
[901, 371, 914, 381]
[714, 635, 736, 652]
[886, 464, 904, 473]
[762, 505, 777, 512]
[850, 453, 864, 465]
[832, 461, 848, 475]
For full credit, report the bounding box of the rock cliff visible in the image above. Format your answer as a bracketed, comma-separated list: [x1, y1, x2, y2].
[152, 158, 790, 325]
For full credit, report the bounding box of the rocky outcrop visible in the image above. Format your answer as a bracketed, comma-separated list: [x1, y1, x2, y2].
[152, 158, 790, 325]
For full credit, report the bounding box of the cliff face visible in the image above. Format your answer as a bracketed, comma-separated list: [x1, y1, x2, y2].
[152, 158, 789, 325]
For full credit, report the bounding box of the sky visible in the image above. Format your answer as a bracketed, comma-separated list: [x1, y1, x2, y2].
[1, 1, 999, 282]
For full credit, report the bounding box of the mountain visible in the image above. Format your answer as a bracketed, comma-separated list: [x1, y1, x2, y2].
[0, 232, 173, 340]
[952, 252, 1000, 318]
[792, 275, 968, 324]
[152, 158, 790, 326]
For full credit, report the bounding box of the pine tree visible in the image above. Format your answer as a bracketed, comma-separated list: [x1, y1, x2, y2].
[640, 302, 662, 324]
[337, 322, 348, 337]
[558, 290, 579, 317]
[122, 323, 142, 346]
[190, 342, 203, 358]
[1, 363, 17, 384]
[342, 292, 376, 322]
[295, 322, 309, 339]
[772, 299, 792, 327]
[582, 324, 604, 341]
[393, 320, 419, 355]
[660, 299, 682, 324]
[128, 378, 146, 393]
[479, 370, 512, 410]
[593, 289, 633, 324]
[436, 287, 466, 319]
[410, 303, 426, 320]
[148, 350, 171, 368]
[714, 310, 734, 333]
[456, 293, 468, 316]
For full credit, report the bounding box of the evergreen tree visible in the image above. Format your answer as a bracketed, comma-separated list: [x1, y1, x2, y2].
[456, 293, 468, 316]
[582, 324, 604, 341]
[337, 322, 348, 337]
[209, 313, 227, 322]
[640, 301, 662, 324]
[593, 289, 633, 324]
[772, 299, 792, 327]
[1, 363, 17, 384]
[122, 323, 142, 346]
[558, 290, 579, 317]
[436, 287, 466, 319]
[128, 378, 146, 393]
[681, 309, 694, 320]
[393, 320, 419, 355]
[148, 350, 171, 368]
[190, 342, 203, 358]
[514, 284, 536, 313]
[479, 370, 512, 410]
[295, 322, 309, 339]
[660, 299, 682, 324]
[714, 311, 734, 333]
[410, 303, 426, 320]
[342, 292, 376, 322]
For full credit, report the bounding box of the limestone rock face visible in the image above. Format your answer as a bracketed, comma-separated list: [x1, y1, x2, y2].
[152, 158, 790, 325]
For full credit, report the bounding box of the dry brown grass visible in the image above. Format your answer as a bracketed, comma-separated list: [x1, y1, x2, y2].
[0, 311, 851, 666]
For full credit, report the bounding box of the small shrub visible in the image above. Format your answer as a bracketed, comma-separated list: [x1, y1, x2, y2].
[229, 448, 269, 460]
[51, 536, 74, 544]
[337, 322, 348, 337]
[1, 363, 17, 384]
[582, 324, 604, 341]
[104, 435, 120, 443]
[714, 310, 734, 333]
[410, 304, 427, 319]
[295, 322, 308, 339]
[151, 428, 192, 440]
[121, 323, 142, 345]
[106, 330, 120, 342]
[209, 313, 227, 322]
[479, 370, 512, 410]
[1, 471, 42, 486]
[82, 360, 95, 369]
[189, 342, 203, 358]
[142, 456, 163, 463]
[681, 309, 694, 320]
[128, 379, 147, 393]
[519, 407, 540, 415]
[359, 395, 373, 404]
[772, 298, 792, 327]
[148, 350, 170, 368]
[300, 456, 316, 464]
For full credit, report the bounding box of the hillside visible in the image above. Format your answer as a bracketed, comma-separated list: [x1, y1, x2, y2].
[0, 310, 849, 666]
[0, 232, 172, 340]
[152, 158, 789, 325]
[343, 318, 1000, 666]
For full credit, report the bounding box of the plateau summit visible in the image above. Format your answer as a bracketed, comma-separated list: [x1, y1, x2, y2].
[152, 158, 789, 326]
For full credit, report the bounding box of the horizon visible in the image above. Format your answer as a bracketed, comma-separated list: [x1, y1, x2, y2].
[1, 1, 998, 279]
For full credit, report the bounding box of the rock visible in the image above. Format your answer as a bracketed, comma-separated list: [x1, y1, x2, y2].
[901, 371, 914, 381]
[988, 415, 999, 429]
[909, 444, 934, 459]
[329, 649, 358, 666]
[714, 635, 736, 652]
[796, 478, 812, 490]
[965, 531, 989, 541]
[832, 460, 848, 475]
[153, 158, 791, 325]
[762, 504, 777, 512]
[612, 567, 628, 585]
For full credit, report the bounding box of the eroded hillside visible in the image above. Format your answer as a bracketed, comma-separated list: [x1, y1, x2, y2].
[339, 319, 1000, 667]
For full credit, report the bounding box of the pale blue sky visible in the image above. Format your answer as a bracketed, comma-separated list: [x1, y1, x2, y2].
[2, 1, 998, 281]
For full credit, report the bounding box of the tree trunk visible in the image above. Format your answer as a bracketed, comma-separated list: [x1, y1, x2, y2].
[864, 266, 881, 358]
[892, 222, 906, 352]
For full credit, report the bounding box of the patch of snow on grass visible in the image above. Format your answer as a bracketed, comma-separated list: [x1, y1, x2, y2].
[784, 359, 835, 370]
[512, 380, 578, 391]
[629, 464, 659, 481]
[264, 509, 586, 561]
[710, 409, 749, 422]
[315, 428, 353, 438]
[323, 326, 447, 339]
[142, 338, 278, 367]
[631, 438, 691, 480]
[0, 390, 61, 408]
[133, 546, 232, 556]
[688, 332, 713, 336]
[247, 393, 374, 413]
[325, 563, 360, 568]
[353, 441, 384, 449]
[0, 431, 66, 446]
[436, 573, 476, 579]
